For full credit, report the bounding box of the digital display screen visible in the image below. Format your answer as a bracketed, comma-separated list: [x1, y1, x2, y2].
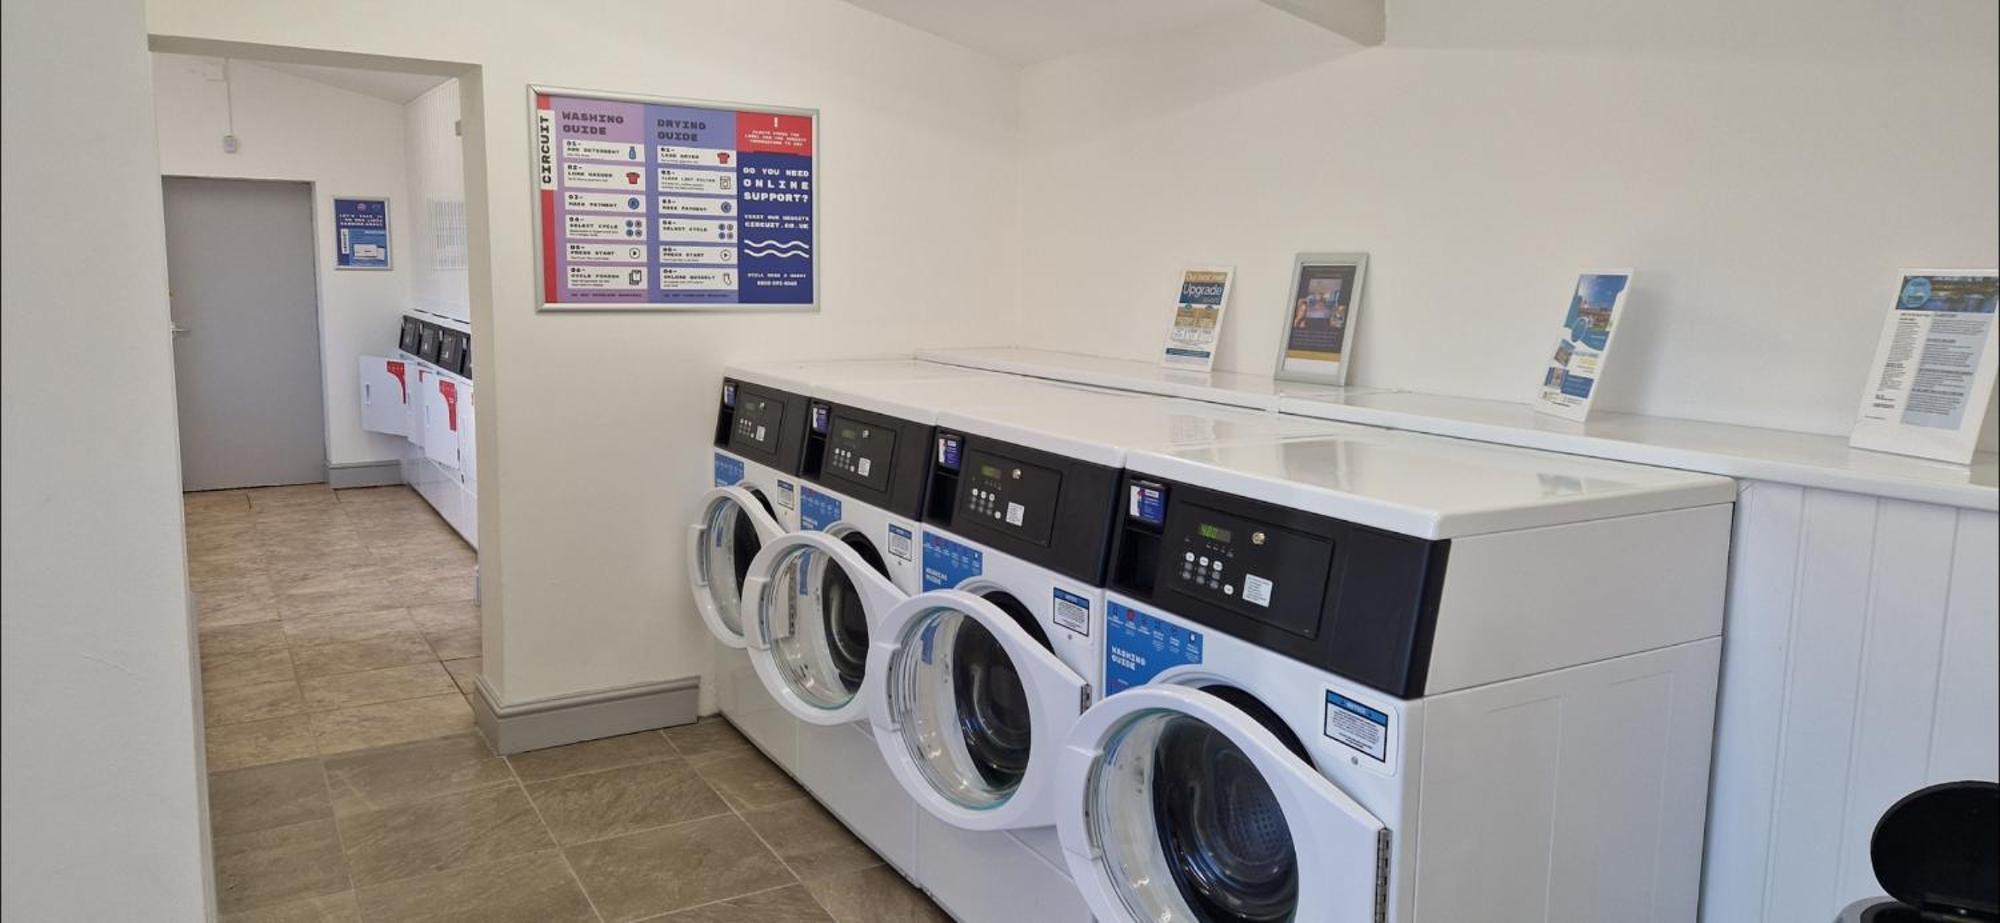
[979, 463, 1005, 480]
[1198, 523, 1232, 543]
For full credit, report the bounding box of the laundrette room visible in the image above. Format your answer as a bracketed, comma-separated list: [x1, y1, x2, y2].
[3, 1, 1997, 921]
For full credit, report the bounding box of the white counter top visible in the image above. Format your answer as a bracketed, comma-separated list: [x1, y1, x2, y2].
[918, 347, 1998, 512]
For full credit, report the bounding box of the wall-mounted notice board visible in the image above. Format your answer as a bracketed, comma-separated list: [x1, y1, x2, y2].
[333, 197, 392, 270]
[532, 87, 817, 312]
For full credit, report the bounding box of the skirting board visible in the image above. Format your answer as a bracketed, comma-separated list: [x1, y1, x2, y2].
[472, 674, 700, 754]
[326, 459, 403, 489]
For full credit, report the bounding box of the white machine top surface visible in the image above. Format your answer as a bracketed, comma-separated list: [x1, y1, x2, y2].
[935, 389, 1360, 468]
[916, 346, 1378, 410]
[1130, 430, 1737, 539]
[723, 357, 1023, 423]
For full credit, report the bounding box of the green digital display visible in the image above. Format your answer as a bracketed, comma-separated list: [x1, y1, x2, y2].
[1198, 523, 1232, 543]
[979, 463, 1005, 480]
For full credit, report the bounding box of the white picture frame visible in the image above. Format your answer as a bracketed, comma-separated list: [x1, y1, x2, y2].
[1273, 252, 1368, 386]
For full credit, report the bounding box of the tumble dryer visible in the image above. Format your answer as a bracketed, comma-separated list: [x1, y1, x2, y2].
[865, 390, 1353, 922]
[1053, 432, 1736, 923]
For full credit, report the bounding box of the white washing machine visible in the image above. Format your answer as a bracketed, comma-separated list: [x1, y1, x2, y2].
[1049, 432, 1736, 922]
[866, 390, 1354, 923]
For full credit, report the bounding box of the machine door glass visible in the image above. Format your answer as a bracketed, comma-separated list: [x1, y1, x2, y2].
[1054, 684, 1386, 923]
[685, 485, 783, 649]
[741, 528, 906, 726]
[867, 588, 1088, 831]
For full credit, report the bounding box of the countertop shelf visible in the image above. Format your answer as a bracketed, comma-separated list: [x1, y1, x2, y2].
[917, 347, 1998, 512]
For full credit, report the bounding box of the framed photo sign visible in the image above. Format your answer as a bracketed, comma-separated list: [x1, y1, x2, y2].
[1274, 252, 1367, 385]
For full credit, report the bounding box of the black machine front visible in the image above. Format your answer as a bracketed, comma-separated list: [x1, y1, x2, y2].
[1110, 472, 1451, 699]
[399, 315, 424, 354]
[801, 399, 930, 521]
[713, 378, 809, 476]
[416, 322, 442, 364]
[926, 429, 1120, 586]
[436, 329, 464, 375]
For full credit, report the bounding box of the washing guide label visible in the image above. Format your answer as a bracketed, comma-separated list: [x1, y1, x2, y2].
[799, 486, 841, 532]
[921, 532, 982, 591]
[1052, 587, 1091, 636]
[1324, 690, 1390, 764]
[713, 452, 744, 487]
[537, 91, 813, 309]
[1104, 601, 1203, 694]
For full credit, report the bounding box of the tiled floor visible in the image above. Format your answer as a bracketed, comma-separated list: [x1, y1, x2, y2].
[188, 484, 947, 922]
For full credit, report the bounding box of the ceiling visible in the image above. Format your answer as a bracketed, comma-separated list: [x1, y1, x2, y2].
[840, 0, 1262, 64]
[256, 61, 450, 103]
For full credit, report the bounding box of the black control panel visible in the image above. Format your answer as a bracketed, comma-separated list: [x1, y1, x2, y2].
[436, 329, 464, 375]
[399, 315, 424, 354]
[801, 399, 930, 521]
[416, 322, 442, 363]
[1111, 472, 1451, 698]
[713, 378, 809, 476]
[926, 429, 1120, 586]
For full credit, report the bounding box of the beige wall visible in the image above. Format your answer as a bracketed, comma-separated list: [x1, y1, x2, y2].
[144, 0, 1025, 705]
[2, 0, 212, 918]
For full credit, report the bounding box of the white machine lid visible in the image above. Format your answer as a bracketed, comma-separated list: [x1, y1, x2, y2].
[1127, 430, 1736, 539]
[935, 390, 1360, 469]
[723, 358, 1028, 424]
[917, 346, 1384, 410]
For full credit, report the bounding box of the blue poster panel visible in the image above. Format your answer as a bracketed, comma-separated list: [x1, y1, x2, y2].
[332, 197, 391, 270]
[534, 89, 816, 311]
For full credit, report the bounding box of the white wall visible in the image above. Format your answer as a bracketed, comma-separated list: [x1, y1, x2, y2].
[152, 53, 415, 468]
[404, 79, 471, 320]
[2, 0, 211, 919]
[1013, 0, 2000, 441]
[145, 0, 1024, 705]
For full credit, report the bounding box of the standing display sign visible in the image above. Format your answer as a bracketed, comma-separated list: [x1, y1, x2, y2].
[1850, 271, 1998, 464]
[532, 87, 817, 311]
[1534, 271, 1633, 421]
[333, 197, 391, 270]
[1162, 266, 1234, 370]
[1273, 252, 1368, 386]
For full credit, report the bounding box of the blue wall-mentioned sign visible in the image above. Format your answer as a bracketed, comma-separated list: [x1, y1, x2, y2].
[333, 197, 391, 270]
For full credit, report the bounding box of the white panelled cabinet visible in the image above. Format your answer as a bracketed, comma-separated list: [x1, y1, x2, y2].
[357, 356, 410, 437]
[368, 312, 476, 548]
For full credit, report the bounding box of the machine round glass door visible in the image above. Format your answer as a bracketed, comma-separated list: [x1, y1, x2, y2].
[685, 485, 784, 649]
[1053, 684, 1386, 923]
[867, 588, 1089, 831]
[740, 528, 906, 725]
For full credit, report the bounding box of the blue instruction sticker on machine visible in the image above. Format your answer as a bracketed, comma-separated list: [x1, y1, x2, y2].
[922, 532, 982, 591]
[1104, 600, 1202, 694]
[799, 485, 841, 532]
[713, 452, 745, 487]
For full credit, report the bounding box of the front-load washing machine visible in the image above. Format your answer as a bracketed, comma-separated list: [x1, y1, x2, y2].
[866, 390, 1355, 922]
[1052, 431, 1737, 923]
[687, 373, 814, 772]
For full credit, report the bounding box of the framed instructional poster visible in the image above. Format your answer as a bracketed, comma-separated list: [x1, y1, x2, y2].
[531, 86, 817, 311]
[332, 197, 391, 270]
[1274, 252, 1367, 385]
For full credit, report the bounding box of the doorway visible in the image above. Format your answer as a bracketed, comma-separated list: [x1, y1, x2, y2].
[164, 176, 326, 491]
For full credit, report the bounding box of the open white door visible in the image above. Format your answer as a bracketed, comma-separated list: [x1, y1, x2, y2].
[685, 485, 784, 648]
[406, 366, 430, 450]
[866, 588, 1088, 832]
[357, 355, 409, 437]
[739, 529, 905, 726]
[423, 376, 462, 469]
[1055, 684, 1387, 923]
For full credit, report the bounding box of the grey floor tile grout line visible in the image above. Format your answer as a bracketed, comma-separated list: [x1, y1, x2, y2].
[501, 749, 608, 923]
[630, 879, 808, 922]
[312, 759, 363, 921]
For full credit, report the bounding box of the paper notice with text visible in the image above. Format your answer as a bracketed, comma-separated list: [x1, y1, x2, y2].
[1850, 271, 1998, 464]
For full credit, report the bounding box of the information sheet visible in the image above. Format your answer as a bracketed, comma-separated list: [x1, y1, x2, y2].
[1534, 271, 1633, 422]
[535, 89, 815, 310]
[1850, 271, 1998, 464]
[1163, 266, 1234, 370]
[333, 197, 391, 270]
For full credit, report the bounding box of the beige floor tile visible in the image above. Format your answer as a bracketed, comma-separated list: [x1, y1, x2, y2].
[274, 585, 405, 621]
[659, 884, 835, 922]
[740, 799, 883, 881]
[336, 782, 553, 885]
[310, 693, 476, 755]
[424, 626, 481, 660]
[280, 608, 417, 648]
[565, 814, 795, 922]
[206, 679, 309, 727]
[509, 731, 678, 783]
[213, 817, 351, 915]
[260, 529, 369, 559]
[442, 657, 482, 695]
[290, 631, 437, 679]
[190, 549, 271, 589]
[203, 648, 298, 691]
[198, 575, 283, 628]
[322, 733, 513, 817]
[407, 599, 479, 634]
[208, 716, 320, 772]
[219, 889, 357, 922]
[351, 850, 594, 923]
[201, 621, 291, 658]
[254, 512, 360, 541]
[208, 759, 330, 836]
[301, 662, 457, 711]
[186, 488, 253, 513]
[247, 483, 339, 509]
[524, 758, 729, 845]
[663, 717, 757, 766]
[692, 750, 808, 811]
[333, 485, 426, 508]
[265, 547, 379, 592]
[802, 866, 948, 923]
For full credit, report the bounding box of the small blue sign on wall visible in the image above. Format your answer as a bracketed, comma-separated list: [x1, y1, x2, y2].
[333, 197, 391, 270]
